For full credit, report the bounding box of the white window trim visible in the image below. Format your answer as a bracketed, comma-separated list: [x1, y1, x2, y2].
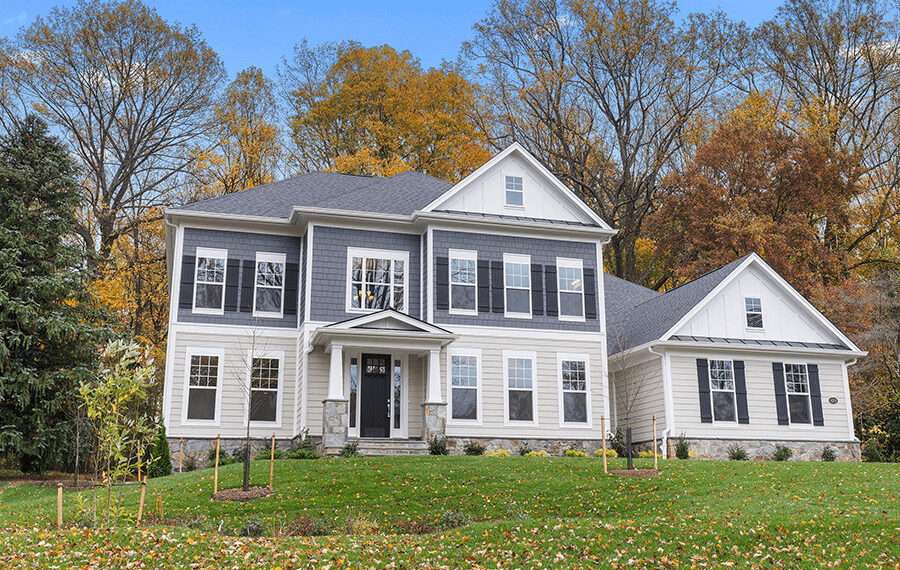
[345, 247, 410, 315]
[557, 352, 592, 428]
[708, 359, 738, 424]
[556, 257, 586, 323]
[784, 362, 813, 427]
[503, 349, 538, 426]
[253, 251, 287, 319]
[192, 247, 228, 315]
[447, 347, 483, 426]
[181, 346, 225, 426]
[448, 249, 478, 316]
[392, 355, 409, 439]
[503, 171, 525, 210]
[744, 296, 764, 331]
[244, 349, 285, 428]
[503, 253, 532, 319]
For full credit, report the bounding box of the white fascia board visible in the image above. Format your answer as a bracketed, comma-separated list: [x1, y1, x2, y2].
[421, 142, 614, 230]
[167, 210, 298, 237]
[290, 207, 412, 229]
[411, 211, 616, 242]
[658, 253, 863, 353]
[169, 321, 301, 339]
[444, 323, 605, 342]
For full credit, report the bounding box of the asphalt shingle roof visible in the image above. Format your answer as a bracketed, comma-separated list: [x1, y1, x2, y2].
[175, 170, 453, 218]
[605, 255, 752, 354]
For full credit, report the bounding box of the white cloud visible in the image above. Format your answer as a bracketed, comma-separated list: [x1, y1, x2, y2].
[3, 11, 26, 26]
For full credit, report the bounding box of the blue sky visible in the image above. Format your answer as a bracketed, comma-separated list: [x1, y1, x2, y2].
[2, 0, 783, 80]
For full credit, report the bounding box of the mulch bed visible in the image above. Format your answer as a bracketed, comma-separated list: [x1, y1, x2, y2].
[211, 486, 272, 502]
[608, 469, 660, 478]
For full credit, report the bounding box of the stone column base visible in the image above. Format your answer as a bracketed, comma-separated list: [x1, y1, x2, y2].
[322, 399, 349, 455]
[421, 402, 447, 442]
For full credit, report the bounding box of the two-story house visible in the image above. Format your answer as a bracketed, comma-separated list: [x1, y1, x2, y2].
[162, 143, 863, 461]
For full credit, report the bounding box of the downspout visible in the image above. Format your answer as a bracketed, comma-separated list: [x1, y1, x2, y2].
[648, 345, 673, 459]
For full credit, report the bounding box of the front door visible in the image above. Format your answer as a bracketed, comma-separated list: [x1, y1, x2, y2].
[360, 353, 391, 438]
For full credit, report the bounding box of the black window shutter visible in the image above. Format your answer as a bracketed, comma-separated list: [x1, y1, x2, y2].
[435, 256, 449, 311]
[224, 259, 240, 312]
[491, 261, 504, 313]
[808, 364, 824, 426]
[734, 360, 750, 424]
[179, 255, 196, 310]
[240, 259, 255, 313]
[584, 267, 598, 319]
[772, 362, 789, 425]
[284, 262, 300, 316]
[531, 263, 544, 316]
[696, 358, 713, 423]
[545, 265, 558, 316]
[477, 260, 490, 313]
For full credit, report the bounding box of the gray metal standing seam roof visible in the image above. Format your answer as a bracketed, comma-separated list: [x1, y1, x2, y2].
[174, 170, 454, 219]
[605, 255, 752, 354]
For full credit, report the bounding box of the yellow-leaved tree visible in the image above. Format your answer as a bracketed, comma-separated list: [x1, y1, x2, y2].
[280, 41, 490, 183]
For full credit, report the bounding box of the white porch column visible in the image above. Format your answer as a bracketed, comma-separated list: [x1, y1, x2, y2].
[425, 348, 442, 403]
[327, 344, 344, 400]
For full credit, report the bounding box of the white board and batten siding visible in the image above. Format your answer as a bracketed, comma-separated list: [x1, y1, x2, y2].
[668, 350, 854, 442]
[439, 156, 592, 225]
[167, 330, 297, 440]
[613, 358, 665, 443]
[444, 334, 607, 440]
[674, 264, 838, 345]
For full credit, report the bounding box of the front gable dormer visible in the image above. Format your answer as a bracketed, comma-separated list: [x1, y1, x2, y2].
[422, 143, 612, 229]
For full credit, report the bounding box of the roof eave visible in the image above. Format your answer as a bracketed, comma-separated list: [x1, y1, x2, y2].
[412, 211, 617, 241]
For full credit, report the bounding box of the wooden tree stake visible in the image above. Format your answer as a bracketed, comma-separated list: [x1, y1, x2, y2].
[57, 484, 63, 528]
[156, 494, 162, 522]
[269, 432, 276, 491]
[137, 477, 147, 525]
[601, 416, 608, 474]
[214, 434, 220, 494]
[652, 415, 658, 470]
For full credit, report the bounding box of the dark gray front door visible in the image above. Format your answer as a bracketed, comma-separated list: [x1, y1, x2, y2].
[360, 353, 391, 438]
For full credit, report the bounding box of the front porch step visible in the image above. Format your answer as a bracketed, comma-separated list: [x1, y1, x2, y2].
[351, 439, 429, 456]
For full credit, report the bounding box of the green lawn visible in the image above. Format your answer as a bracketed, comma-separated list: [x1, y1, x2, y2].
[1, 457, 898, 568]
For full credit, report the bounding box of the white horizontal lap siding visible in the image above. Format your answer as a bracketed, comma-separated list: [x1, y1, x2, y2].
[669, 352, 853, 441]
[613, 358, 664, 443]
[445, 334, 607, 440]
[306, 347, 330, 436]
[167, 331, 296, 440]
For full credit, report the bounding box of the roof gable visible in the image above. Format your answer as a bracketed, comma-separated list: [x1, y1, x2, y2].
[423, 143, 611, 228]
[321, 308, 453, 335]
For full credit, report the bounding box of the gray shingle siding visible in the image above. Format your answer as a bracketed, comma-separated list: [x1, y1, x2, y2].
[310, 225, 422, 322]
[432, 230, 602, 332]
[178, 228, 301, 328]
[422, 232, 428, 319]
[300, 231, 308, 321]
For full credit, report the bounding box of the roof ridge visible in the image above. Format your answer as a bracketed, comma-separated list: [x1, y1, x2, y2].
[652, 253, 752, 298]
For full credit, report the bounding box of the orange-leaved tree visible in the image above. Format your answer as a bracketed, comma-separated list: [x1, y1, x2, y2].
[280, 41, 490, 183]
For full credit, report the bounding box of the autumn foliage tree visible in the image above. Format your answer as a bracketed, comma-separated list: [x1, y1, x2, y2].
[280, 41, 490, 182]
[650, 112, 860, 296]
[191, 66, 282, 198]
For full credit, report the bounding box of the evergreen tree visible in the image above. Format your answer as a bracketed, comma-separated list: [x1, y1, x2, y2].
[147, 425, 172, 478]
[0, 115, 106, 473]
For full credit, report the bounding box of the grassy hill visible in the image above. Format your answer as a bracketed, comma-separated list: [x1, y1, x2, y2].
[1, 456, 897, 568]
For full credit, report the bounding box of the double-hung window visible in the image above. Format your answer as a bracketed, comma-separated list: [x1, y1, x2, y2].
[254, 252, 286, 317]
[249, 352, 282, 424]
[784, 363, 812, 424]
[505, 175, 524, 207]
[449, 249, 477, 314]
[557, 258, 585, 320]
[193, 248, 227, 314]
[504, 350, 536, 424]
[347, 248, 409, 313]
[184, 348, 223, 423]
[709, 360, 737, 422]
[449, 349, 481, 422]
[745, 297, 763, 328]
[504, 253, 531, 317]
[559, 354, 590, 425]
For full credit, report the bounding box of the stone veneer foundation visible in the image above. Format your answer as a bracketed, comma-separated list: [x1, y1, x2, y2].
[166, 436, 301, 471]
[663, 437, 861, 462]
